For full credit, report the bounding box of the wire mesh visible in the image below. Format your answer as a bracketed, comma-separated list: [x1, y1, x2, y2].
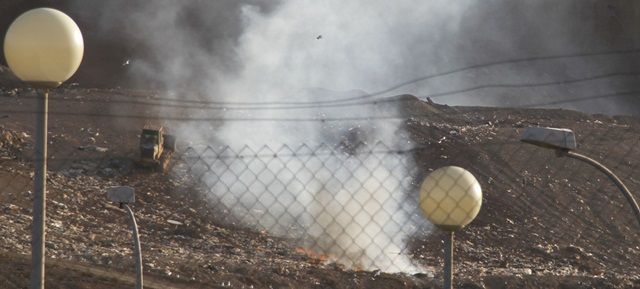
[173, 142, 422, 272]
[2, 103, 640, 286]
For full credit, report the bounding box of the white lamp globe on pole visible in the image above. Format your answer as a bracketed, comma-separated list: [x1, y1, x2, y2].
[419, 166, 482, 289]
[4, 7, 84, 88]
[3, 7, 84, 289]
[419, 166, 482, 231]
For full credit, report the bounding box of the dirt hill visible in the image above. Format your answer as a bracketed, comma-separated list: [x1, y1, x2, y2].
[2, 1, 640, 288]
[0, 86, 639, 288]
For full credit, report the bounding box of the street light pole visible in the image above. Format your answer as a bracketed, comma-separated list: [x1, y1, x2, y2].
[521, 127, 640, 229]
[107, 186, 143, 289]
[443, 231, 454, 289]
[4, 8, 84, 288]
[419, 166, 483, 289]
[560, 150, 640, 228]
[31, 88, 49, 289]
[123, 204, 143, 289]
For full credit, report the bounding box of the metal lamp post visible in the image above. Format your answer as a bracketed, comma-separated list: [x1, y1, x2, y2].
[520, 126, 640, 228]
[419, 166, 483, 289]
[107, 186, 143, 289]
[3, 8, 84, 289]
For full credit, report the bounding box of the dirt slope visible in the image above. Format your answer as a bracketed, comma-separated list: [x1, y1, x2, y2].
[1, 87, 640, 288]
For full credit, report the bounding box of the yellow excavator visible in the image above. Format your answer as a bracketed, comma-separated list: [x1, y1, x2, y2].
[138, 126, 176, 172]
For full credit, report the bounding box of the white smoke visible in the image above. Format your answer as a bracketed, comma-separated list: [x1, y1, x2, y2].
[185, 142, 418, 272]
[68, 0, 640, 273]
[175, 0, 476, 272]
[166, 0, 470, 273]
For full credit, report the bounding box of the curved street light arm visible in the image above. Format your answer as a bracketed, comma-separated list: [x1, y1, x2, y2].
[123, 204, 143, 289]
[559, 150, 640, 229]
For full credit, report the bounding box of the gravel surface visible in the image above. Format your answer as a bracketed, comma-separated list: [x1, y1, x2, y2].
[1, 87, 640, 288]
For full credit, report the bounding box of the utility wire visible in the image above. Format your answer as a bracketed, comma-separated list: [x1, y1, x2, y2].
[1, 90, 638, 122]
[159, 48, 640, 106]
[7, 70, 640, 111]
[8, 47, 639, 107]
[425, 71, 640, 99]
[517, 90, 640, 108]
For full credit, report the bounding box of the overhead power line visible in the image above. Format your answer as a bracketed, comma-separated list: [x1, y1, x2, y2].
[9, 70, 640, 111]
[518, 90, 640, 108]
[8, 47, 638, 107]
[1, 90, 638, 122]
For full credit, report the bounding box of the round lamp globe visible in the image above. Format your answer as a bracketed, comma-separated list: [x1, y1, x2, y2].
[4, 8, 84, 88]
[419, 166, 482, 231]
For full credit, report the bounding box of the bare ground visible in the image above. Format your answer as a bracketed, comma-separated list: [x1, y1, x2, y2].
[1, 86, 640, 288]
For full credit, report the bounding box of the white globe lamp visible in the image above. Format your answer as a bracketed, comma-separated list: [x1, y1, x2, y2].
[4, 7, 84, 88]
[3, 8, 84, 289]
[419, 166, 482, 289]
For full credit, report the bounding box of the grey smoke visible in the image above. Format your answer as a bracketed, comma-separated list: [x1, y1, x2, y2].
[67, 0, 280, 89]
[70, 0, 640, 272]
[69, 0, 640, 113]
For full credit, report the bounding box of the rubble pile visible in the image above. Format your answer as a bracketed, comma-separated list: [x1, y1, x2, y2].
[0, 142, 435, 288]
[0, 91, 639, 288]
[0, 126, 25, 158]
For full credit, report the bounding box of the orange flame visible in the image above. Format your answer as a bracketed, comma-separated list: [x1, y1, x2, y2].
[295, 247, 330, 265]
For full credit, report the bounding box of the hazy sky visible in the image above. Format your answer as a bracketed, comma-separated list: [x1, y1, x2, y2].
[60, 0, 640, 115]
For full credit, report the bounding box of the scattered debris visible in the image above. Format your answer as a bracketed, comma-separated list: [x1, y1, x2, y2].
[78, 145, 109, 152]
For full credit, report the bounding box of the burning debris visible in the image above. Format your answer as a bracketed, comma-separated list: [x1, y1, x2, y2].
[2, 0, 640, 287]
[1, 88, 640, 287]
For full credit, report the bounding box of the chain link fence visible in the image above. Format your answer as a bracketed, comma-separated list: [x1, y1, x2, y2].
[2, 107, 640, 286]
[174, 142, 423, 272]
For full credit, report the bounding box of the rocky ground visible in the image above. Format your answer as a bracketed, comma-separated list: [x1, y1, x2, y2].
[2, 1, 640, 288]
[1, 85, 640, 288]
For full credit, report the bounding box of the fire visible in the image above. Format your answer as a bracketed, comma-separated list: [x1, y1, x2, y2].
[295, 247, 330, 265]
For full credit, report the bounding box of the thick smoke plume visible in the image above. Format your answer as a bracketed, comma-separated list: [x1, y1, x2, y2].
[174, 0, 434, 272]
[69, 0, 640, 272]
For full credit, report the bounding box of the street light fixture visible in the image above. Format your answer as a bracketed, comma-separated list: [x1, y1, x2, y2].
[3, 8, 84, 289]
[419, 166, 483, 289]
[107, 186, 143, 289]
[520, 126, 640, 228]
